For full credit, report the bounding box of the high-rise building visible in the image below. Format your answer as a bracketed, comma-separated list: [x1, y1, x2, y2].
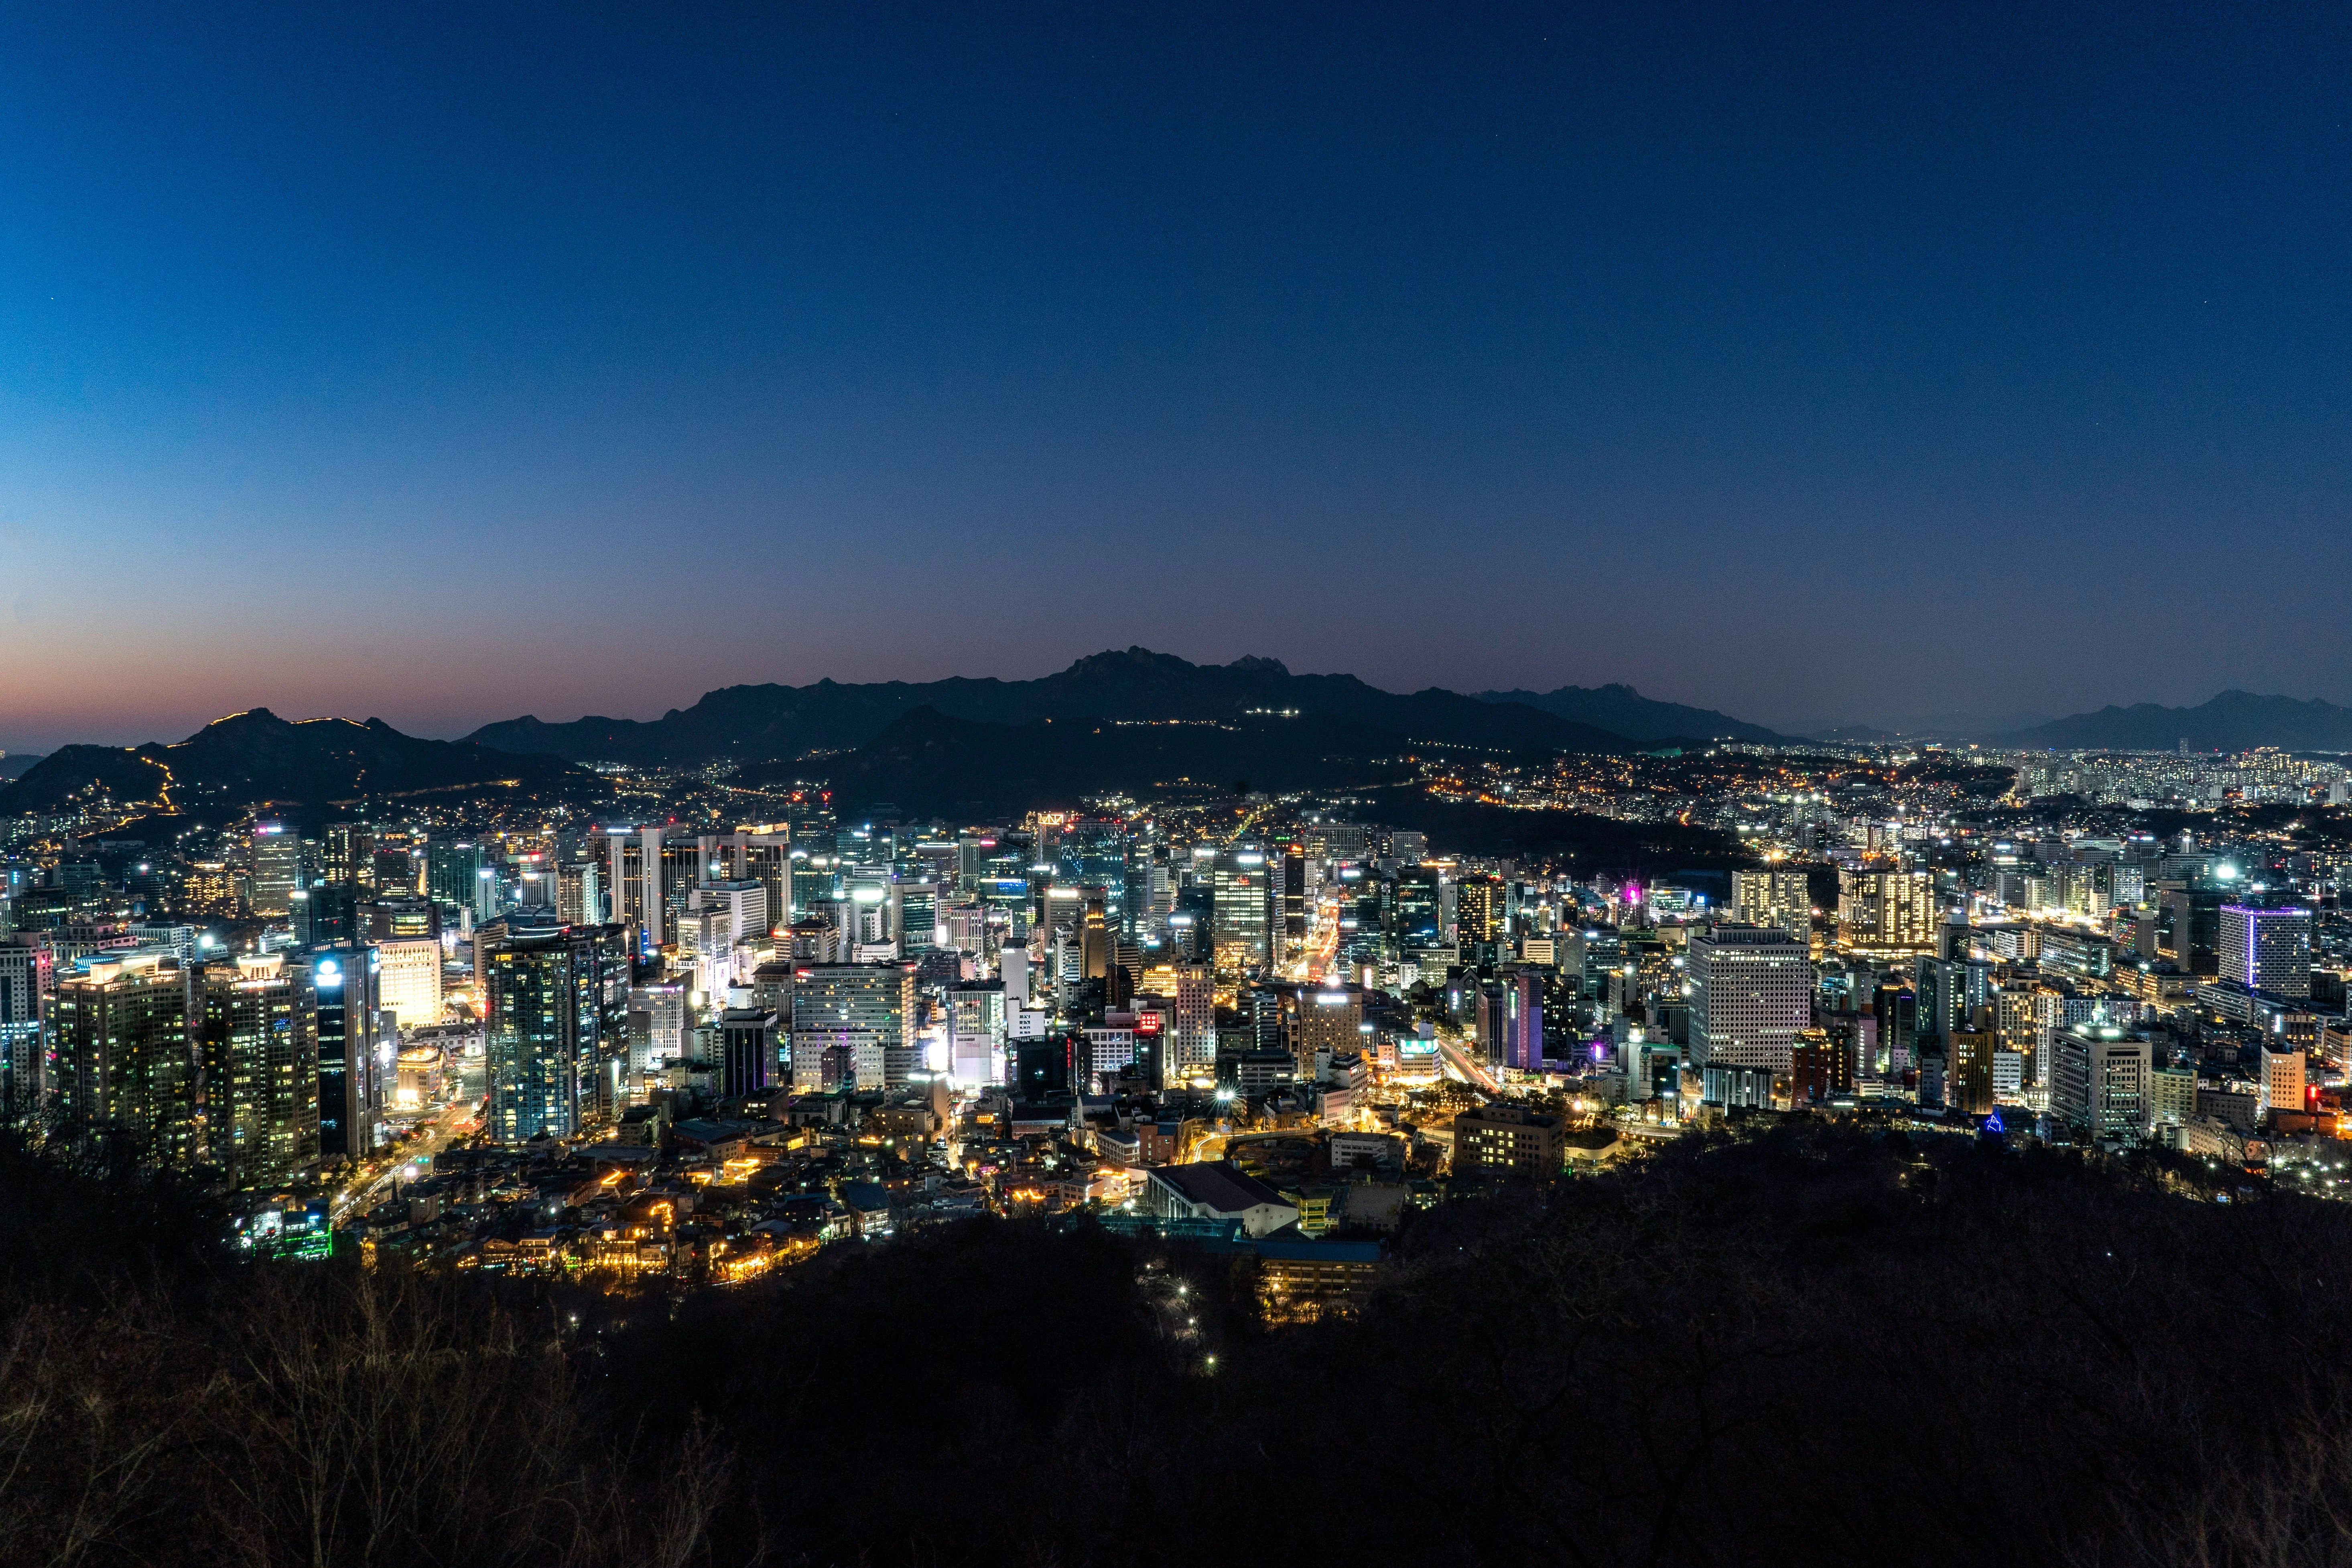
[1730, 869, 1812, 942]
[425, 839, 489, 918]
[1172, 963, 1216, 1073]
[1212, 849, 1271, 971]
[1948, 1021, 1998, 1116]
[1836, 871, 1936, 955]
[477, 917, 631, 1142]
[53, 951, 200, 1168]
[0, 938, 52, 1124]
[2220, 905, 2312, 998]
[2051, 1027, 2151, 1144]
[199, 953, 318, 1186]
[1391, 865, 1442, 953]
[249, 823, 303, 916]
[719, 1006, 779, 1100]
[1454, 875, 1506, 946]
[1688, 924, 1811, 1070]
[2261, 1044, 2308, 1115]
[321, 823, 374, 889]
[376, 937, 443, 1030]
[788, 963, 917, 1092]
[947, 981, 1006, 1087]
[292, 944, 384, 1161]
[555, 858, 605, 926]
[1288, 985, 1364, 1074]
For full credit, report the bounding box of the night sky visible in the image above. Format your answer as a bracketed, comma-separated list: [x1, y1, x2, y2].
[5, 2, 2351, 754]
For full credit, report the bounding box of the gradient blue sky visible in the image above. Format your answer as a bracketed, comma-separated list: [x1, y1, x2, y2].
[5, 1, 2352, 754]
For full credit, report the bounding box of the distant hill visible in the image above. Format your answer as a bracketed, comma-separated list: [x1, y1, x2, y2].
[469, 648, 1646, 767]
[0, 752, 44, 780]
[1995, 691, 2352, 752]
[804, 705, 1425, 818]
[1475, 683, 1790, 744]
[0, 709, 585, 824]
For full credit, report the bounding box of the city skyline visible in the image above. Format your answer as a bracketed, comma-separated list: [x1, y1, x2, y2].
[10, 3, 2352, 750]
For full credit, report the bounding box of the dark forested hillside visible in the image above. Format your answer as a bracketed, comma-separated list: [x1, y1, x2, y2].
[0, 1123, 2336, 1568]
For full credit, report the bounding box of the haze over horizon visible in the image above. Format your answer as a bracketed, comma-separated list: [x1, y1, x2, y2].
[8, 2, 2352, 753]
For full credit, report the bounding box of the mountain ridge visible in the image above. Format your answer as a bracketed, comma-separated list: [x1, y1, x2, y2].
[0, 708, 586, 827]
[1474, 682, 1793, 744]
[1995, 690, 2352, 751]
[465, 648, 1668, 766]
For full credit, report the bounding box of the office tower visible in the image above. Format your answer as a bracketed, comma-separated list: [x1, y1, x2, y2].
[1281, 846, 1307, 943]
[375, 937, 443, 1030]
[1289, 985, 1365, 1074]
[2051, 1027, 2151, 1143]
[720, 831, 791, 930]
[2220, 905, 2312, 997]
[292, 944, 383, 1161]
[1454, 874, 1505, 946]
[1211, 848, 1271, 972]
[321, 823, 374, 888]
[53, 951, 200, 1168]
[370, 843, 417, 894]
[1915, 955, 1993, 1051]
[556, 858, 605, 926]
[2156, 882, 2224, 975]
[477, 916, 631, 1142]
[606, 827, 667, 953]
[897, 880, 939, 953]
[1389, 831, 1428, 864]
[199, 953, 318, 1186]
[1390, 863, 1442, 955]
[1172, 963, 1216, 1073]
[690, 880, 772, 954]
[1502, 969, 1543, 1072]
[1788, 1027, 1848, 1105]
[947, 981, 1006, 1087]
[1731, 869, 1812, 942]
[295, 881, 361, 948]
[719, 1005, 779, 1100]
[1688, 925, 1811, 1070]
[1948, 1019, 1998, 1116]
[627, 981, 689, 1074]
[425, 839, 487, 916]
[788, 963, 918, 1092]
[1836, 871, 1936, 955]
[362, 895, 439, 944]
[0, 938, 51, 1123]
[2262, 1044, 2307, 1114]
[1171, 884, 1214, 965]
[249, 823, 302, 916]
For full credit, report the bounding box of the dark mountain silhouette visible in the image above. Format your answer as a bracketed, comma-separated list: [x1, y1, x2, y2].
[807, 706, 1433, 817]
[1475, 682, 1789, 743]
[0, 752, 43, 780]
[1995, 690, 2352, 751]
[0, 708, 584, 819]
[467, 648, 1661, 767]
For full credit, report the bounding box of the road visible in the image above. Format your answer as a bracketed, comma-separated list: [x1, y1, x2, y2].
[1435, 1036, 1501, 1095]
[331, 1093, 481, 1223]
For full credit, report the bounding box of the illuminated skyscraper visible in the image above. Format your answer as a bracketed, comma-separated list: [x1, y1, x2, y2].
[478, 916, 632, 1141]
[53, 951, 200, 1168]
[249, 823, 302, 916]
[1836, 870, 1936, 955]
[199, 953, 318, 1186]
[0, 938, 52, 1124]
[1731, 868, 1812, 942]
[1689, 924, 1810, 1071]
[292, 944, 383, 1161]
[789, 963, 918, 1092]
[1212, 848, 1272, 971]
[2220, 905, 2311, 997]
